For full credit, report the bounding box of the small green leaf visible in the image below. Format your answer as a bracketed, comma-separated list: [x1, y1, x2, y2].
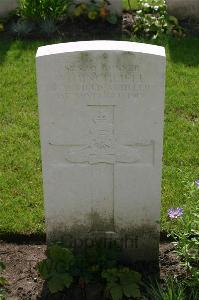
[0, 263, 5, 273]
[48, 273, 73, 293]
[62, 273, 73, 288]
[168, 15, 179, 25]
[0, 277, 7, 286]
[119, 269, 141, 285]
[106, 14, 118, 25]
[48, 275, 65, 293]
[0, 23, 4, 32]
[37, 260, 51, 280]
[110, 285, 123, 300]
[102, 268, 118, 283]
[56, 262, 67, 273]
[123, 283, 141, 298]
[47, 245, 74, 269]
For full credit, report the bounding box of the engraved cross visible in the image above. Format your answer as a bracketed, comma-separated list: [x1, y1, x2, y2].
[49, 105, 154, 231]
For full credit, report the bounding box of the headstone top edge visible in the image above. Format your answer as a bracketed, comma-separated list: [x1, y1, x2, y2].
[36, 40, 165, 59]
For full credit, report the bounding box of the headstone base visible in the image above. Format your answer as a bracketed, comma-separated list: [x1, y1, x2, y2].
[46, 222, 160, 263]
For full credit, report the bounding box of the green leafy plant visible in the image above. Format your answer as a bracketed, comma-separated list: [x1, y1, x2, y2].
[168, 180, 199, 287]
[37, 243, 142, 297]
[18, 0, 72, 22]
[102, 267, 142, 300]
[0, 19, 4, 33]
[143, 276, 199, 300]
[72, 242, 120, 284]
[16, 0, 118, 36]
[0, 262, 7, 300]
[37, 245, 74, 293]
[40, 18, 57, 36]
[71, 0, 118, 24]
[133, 0, 184, 39]
[10, 20, 35, 37]
[144, 277, 185, 300]
[174, 206, 199, 286]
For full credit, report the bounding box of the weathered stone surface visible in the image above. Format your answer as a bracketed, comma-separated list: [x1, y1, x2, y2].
[0, 0, 17, 17]
[36, 41, 166, 262]
[166, 0, 199, 20]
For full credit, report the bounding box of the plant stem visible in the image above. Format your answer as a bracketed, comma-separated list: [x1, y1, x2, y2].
[128, 0, 132, 11]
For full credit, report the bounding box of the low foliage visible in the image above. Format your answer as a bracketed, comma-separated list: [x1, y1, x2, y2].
[102, 267, 142, 300]
[39, 19, 57, 36]
[9, 20, 35, 37]
[12, 0, 118, 37]
[37, 245, 74, 293]
[168, 181, 199, 287]
[37, 244, 142, 298]
[0, 19, 4, 33]
[0, 262, 6, 300]
[10, 0, 71, 37]
[18, 0, 71, 22]
[133, 0, 184, 39]
[144, 277, 199, 300]
[71, 0, 118, 24]
[71, 243, 120, 283]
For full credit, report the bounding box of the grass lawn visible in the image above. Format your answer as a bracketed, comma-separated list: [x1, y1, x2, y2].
[0, 35, 199, 236]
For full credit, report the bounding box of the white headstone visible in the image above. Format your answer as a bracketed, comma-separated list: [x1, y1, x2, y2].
[75, 0, 122, 15]
[36, 41, 166, 262]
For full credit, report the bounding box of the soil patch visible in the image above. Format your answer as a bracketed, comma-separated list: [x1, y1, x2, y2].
[0, 241, 186, 300]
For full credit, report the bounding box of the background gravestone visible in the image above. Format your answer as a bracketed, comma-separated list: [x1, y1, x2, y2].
[36, 41, 166, 262]
[166, 0, 199, 21]
[0, 0, 17, 18]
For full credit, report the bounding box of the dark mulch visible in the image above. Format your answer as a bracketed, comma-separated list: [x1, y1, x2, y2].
[0, 241, 186, 300]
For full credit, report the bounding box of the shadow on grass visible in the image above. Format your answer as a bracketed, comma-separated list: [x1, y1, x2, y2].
[0, 37, 13, 65]
[1, 31, 198, 67]
[167, 36, 199, 67]
[0, 232, 46, 244]
[0, 19, 122, 65]
[129, 35, 199, 67]
[0, 36, 46, 64]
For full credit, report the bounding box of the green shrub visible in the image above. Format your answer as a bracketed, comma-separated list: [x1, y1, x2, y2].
[70, 0, 118, 24]
[10, 20, 35, 37]
[37, 244, 142, 297]
[102, 267, 142, 300]
[133, 0, 184, 39]
[15, 0, 118, 36]
[40, 19, 57, 36]
[37, 245, 74, 293]
[18, 0, 72, 22]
